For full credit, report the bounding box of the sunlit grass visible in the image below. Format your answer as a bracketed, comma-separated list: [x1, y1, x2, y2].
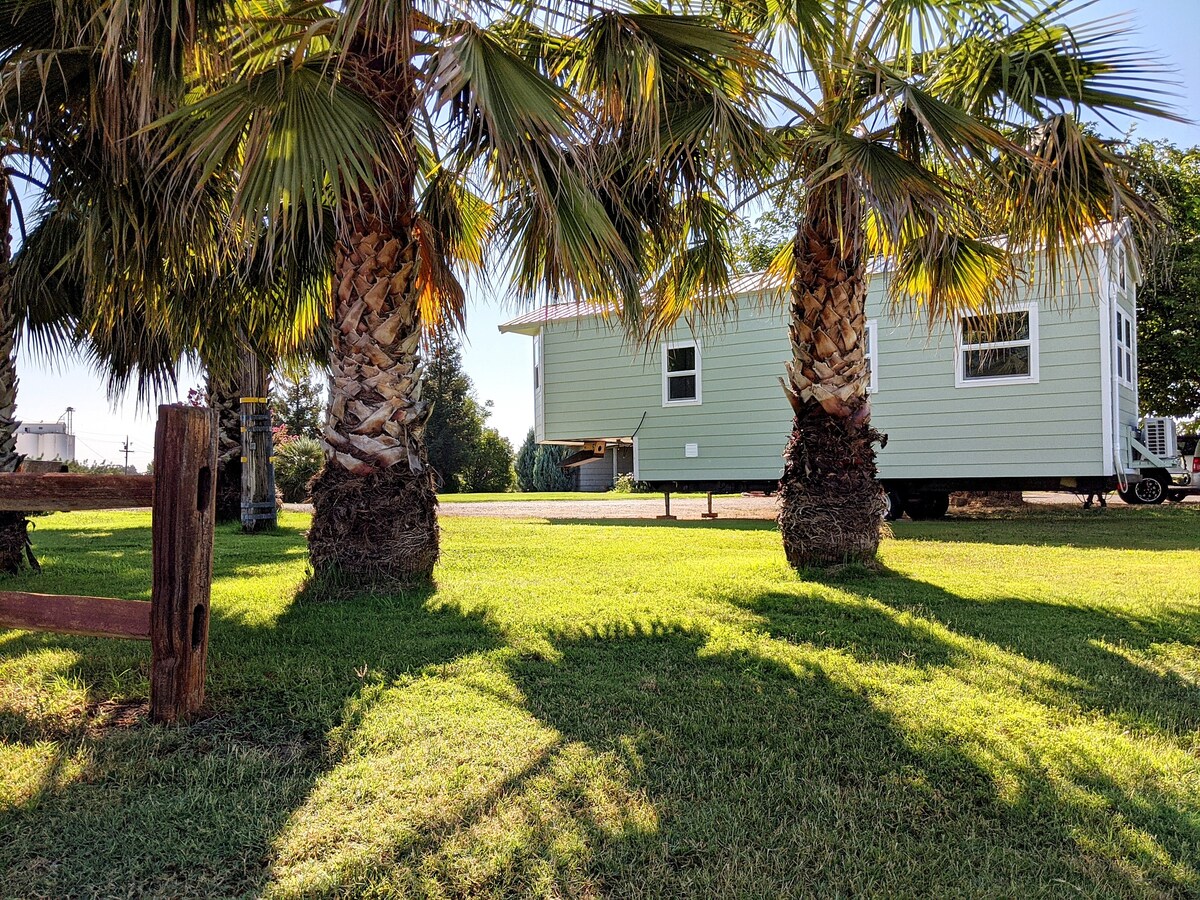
[1, 506, 1198, 896]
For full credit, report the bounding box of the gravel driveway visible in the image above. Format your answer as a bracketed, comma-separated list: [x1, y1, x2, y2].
[283, 490, 1196, 521]
[441, 495, 779, 520]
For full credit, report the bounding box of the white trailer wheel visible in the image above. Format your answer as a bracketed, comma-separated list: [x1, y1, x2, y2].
[1131, 475, 1167, 505]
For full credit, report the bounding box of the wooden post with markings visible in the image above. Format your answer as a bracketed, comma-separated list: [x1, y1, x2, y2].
[149, 405, 217, 724]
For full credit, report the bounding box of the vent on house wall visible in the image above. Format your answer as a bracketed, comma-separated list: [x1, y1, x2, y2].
[684, 443, 699, 458]
[1143, 418, 1178, 460]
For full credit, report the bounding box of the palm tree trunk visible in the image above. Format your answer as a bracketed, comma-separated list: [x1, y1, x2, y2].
[307, 226, 438, 589]
[778, 197, 886, 568]
[0, 181, 34, 573]
[207, 374, 242, 524]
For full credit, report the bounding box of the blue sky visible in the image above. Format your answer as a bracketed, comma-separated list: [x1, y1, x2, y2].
[11, 0, 1200, 471]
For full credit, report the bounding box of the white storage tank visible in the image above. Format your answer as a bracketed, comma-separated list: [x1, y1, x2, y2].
[16, 422, 77, 462]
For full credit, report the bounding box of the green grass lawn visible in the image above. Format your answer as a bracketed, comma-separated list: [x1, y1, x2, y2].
[2, 507, 1198, 897]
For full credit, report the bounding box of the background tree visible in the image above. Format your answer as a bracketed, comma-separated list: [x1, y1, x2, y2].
[460, 429, 515, 493]
[732, 211, 789, 273]
[1127, 140, 1200, 420]
[531, 445, 576, 492]
[514, 427, 578, 492]
[425, 335, 514, 492]
[271, 367, 326, 440]
[424, 336, 478, 492]
[515, 429, 538, 492]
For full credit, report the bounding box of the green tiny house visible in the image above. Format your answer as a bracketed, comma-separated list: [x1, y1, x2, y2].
[501, 226, 1149, 498]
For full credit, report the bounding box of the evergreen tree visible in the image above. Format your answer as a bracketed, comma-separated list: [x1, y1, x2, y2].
[425, 335, 515, 492]
[515, 429, 538, 492]
[531, 445, 576, 492]
[270, 369, 326, 439]
[514, 427, 577, 492]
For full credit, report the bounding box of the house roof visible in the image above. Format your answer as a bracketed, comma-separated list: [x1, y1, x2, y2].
[496, 271, 783, 335]
[497, 222, 1132, 336]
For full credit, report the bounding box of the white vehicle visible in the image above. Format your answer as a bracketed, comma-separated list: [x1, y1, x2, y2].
[1117, 418, 1196, 505]
[1164, 432, 1198, 504]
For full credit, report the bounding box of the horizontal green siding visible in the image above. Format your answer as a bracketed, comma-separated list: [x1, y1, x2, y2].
[539, 260, 1114, 482]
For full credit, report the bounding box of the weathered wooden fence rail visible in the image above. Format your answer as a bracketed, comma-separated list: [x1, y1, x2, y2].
[0, 405, 217, 723]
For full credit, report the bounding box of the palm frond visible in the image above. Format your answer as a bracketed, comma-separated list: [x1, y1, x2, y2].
[157, 60, 396, 251]
[998, 113, 1159, 285]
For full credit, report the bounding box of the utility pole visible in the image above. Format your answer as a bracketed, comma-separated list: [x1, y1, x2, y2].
[121, 436, 132, 475]
[239, 353, 277, 532]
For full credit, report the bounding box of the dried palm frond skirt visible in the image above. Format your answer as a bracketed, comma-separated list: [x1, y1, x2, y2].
[307, 464, 439, 591]
[778, 413, 887, 568]
[0, 511, 38, 574]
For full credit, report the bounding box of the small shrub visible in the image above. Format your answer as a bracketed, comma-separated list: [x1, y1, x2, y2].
[611, 473, 651, 494]
[274, 437, 325, 502]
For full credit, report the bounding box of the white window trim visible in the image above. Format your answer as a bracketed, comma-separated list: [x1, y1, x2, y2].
[1115, 307, 1136, 388]
[662, 340, 702, 407]
[865, 319, 879, 394]
[533, 331, 546, 442]
[954, 302, 1040, 388]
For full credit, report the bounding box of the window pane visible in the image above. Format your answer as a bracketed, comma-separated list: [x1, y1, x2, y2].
[1117, 350, 1123, 380]
[667, 346, 695, 373]
[1125, 319, 1131, 347]
[961, 312, 1029, 345]
[964, 345, 1031, 379]
[667, 374, 697, 401]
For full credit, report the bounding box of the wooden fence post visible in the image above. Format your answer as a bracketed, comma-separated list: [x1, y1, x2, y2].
[150, 405, 217, 724]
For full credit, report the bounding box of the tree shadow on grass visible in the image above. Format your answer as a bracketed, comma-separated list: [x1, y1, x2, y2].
[733, 588, 958, 667]
[506, 624, 1199, 897]
[0, 520, 505, 897]
[893, 505, 1200, 551]
[825, 566, 1200, 739]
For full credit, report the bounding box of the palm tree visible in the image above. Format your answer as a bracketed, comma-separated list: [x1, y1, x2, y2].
[703, 1, 1177, 568]
[0, 160, 29, 572]
[3, 0, 331, 541]
[1, 132, 77, 572]
[149, 0, 769, 590]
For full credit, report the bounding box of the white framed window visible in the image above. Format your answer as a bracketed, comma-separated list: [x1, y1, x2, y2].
[1115, 308, 1135, 387]
[662, 340, 701, 406]
[864, 319, 879, 394]
[954, 303, 1039, 387]
[533, 332, 541, 391]
[1118, 244, 1128, 292]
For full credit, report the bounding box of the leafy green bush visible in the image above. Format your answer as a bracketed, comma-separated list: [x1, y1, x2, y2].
[611, 473, 651, 494]
[274, 437, 325, 502]
[461, 428, 515, 492]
